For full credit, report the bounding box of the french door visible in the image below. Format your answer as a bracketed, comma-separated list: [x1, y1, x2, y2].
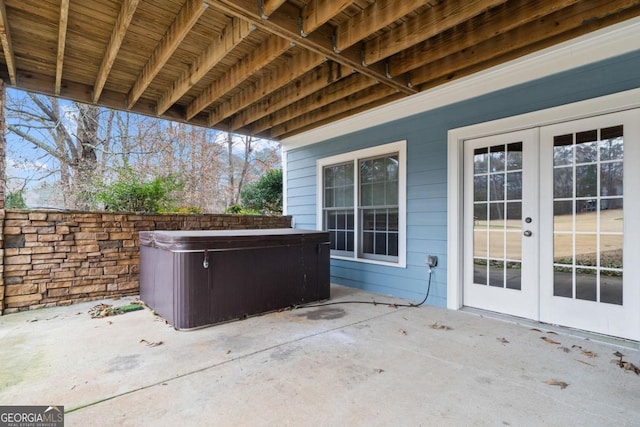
[463, 109, 640, 340]
[539, 110, 640, 340]
[463, 129, 539, 320]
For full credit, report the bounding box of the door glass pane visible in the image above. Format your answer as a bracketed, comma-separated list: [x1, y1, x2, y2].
[554, 267, 573, 298]
[489, 260, 504, 287]
[507, 142, 523, 170]
[551, 124, 624, 305]
[575, 268, 597, 301]
[554, 201, 573, 232]
[473, 142, 521, 290]
[505, 262, 522, 290]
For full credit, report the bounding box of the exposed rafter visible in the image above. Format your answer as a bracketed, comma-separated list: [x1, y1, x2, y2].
[128, 0, 209, 109]
[208, 48, 323, 126]
[0, 0, 637, 140]
[252, 72, 376, 134]
[362, 0, 508, 66]
[270, 85, 397, 138]
[230, 60, 351, 130]
[301, 0, 352, 36]
[411, 0, 640, 88]
[389, 0, 580, 77]
[92, 0, 140, 103]
[55, 0, 70, 95]
[186, 33, 290, 120]
[205, 0, 416, 95]
[259, 0, 287, 19]
[0, 0, 16, 85]
[333, 0, 425, 53]
[156, 17, 253, 115]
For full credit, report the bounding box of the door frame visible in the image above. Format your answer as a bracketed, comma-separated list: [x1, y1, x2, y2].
[447, 88, 640, 314]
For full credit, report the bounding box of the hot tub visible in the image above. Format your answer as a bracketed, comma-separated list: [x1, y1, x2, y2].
[139, 228, 330, 329]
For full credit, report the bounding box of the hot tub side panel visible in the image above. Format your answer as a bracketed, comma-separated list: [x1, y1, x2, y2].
[140, 245, 175, 325]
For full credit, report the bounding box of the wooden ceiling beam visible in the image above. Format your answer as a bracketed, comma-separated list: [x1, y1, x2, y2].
[334, 0, 425, 53]
[205, 0, 416, 95]
[230, 60, 349, 130]
[208, 48, 323, 126]
[186, 33, 290, 120]
[92, 0, 140, 103]
[251, 72, 376, 134]
[411, 0, 640, 88]
[301, 0, 352, 36]
[278, 92, 404, 140]
[270, 85, 397, 138]
[362, 0, 508, 66]
[0, 0, 16, 85]
[128, 0, 209, 109]
[389, 0, 580, 77]
[156, 17, 253, 116]
[259, 0, 287, 19]
[55, 0, 70, 95]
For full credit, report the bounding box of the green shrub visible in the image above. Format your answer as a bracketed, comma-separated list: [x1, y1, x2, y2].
[96, 170, 184, 213]
[5, 190, 27, 209]
[240, 169, 282, 214]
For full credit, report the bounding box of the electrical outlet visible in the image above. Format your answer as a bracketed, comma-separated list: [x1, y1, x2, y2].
[426, 255, 438, 267]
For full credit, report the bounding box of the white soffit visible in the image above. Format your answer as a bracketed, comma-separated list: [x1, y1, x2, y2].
[281, 16, 640, 151]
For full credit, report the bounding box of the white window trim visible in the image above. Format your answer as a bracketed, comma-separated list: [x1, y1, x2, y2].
[447, 87, 640, 310]
[316, 140, 407, 268]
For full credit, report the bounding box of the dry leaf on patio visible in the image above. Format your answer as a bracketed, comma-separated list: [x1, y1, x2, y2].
[544, 380, 569, 389]
[430, 322, 452, 331]
[541, 336, 561, 345]
[613, 353, 640, 375]
[497, 337, 510, 344]
[613, 351, 625, 358]
[559, 347, 570, 353]
[375, 368, 385, 374]
[581, 350, 597, 358]
[530, 328, 542, 333]
[576, 359, 595, 367]
[140, 339, 163, 347]
[399, 329, 408, 335]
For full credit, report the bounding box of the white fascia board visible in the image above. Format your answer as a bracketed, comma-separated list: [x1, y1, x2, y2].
[281, 16, 640, 151]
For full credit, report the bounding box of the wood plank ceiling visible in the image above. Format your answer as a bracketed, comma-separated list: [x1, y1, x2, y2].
[0, 0, 638, 141]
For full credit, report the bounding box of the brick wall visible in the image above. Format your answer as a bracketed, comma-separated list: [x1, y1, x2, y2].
[0, 210, 291, 313]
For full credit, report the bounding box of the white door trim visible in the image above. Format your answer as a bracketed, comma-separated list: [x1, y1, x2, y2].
[447, 87, 640, 311]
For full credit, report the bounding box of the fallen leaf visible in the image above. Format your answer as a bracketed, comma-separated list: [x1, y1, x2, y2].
[546, 331, 558, 335]
[544, 380, 569, 389]
[389, 304, 399, 309]
[107, 321, 113, 325]
[614, 357, 640, 375]
[226, 350, 231, 355]
[581, 350, 597, 358]
[375, 368, 385, 374]
[497, 337, 510, 344]
[530, 328, 542, 333]
[576, 359, 595, 367]
[140, 339, 163, 347]
[560, 347, 570, 353]
[572, 345, 583, 350]
[399, 329, 408, 335]
[541, 336, 561, 345]
[430, 322, 452, 331]
[613, 351, 625, 358]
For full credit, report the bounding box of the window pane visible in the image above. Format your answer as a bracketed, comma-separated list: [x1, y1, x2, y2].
[600, 126, 623, 161]
[553, 167, 573, 198]
[363, 210, 375, 231]
[375, 233, 387, 255]
[575, 268, 597, 302]
[388, 210, 398, 231]
[372, 182, 386, 205]
[490, 174, 505, 200]
[506, 142, 522, 170]
[362, 232, 373, 254]
[576, 164, 597, 197]
[554, 267, 573, 298]
[600, 272, 623, 305]
[506, 171, 522, 200]
[474, 175, 488, 201]
[474, 148, 488, 174]
[600, 162, 623, 197]
[388, 233, 398, 256]
[490, 145, 505, 172]
[554, 201, 573, 232]
[600, 200, 622, 232]
[553, 134, 573, 166]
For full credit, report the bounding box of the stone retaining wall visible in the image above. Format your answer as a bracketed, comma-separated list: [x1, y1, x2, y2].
[0, 210, 291, 314]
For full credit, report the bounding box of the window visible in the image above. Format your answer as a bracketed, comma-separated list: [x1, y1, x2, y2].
[317, 141, 406, 267]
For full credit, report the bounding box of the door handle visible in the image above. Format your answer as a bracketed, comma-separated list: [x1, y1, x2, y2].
[523, 230, 532, 237]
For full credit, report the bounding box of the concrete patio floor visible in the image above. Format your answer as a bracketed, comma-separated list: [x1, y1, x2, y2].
[1, 285, 639, 426]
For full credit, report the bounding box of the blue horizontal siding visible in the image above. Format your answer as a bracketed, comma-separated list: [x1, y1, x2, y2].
[286, 50, 640, 308]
